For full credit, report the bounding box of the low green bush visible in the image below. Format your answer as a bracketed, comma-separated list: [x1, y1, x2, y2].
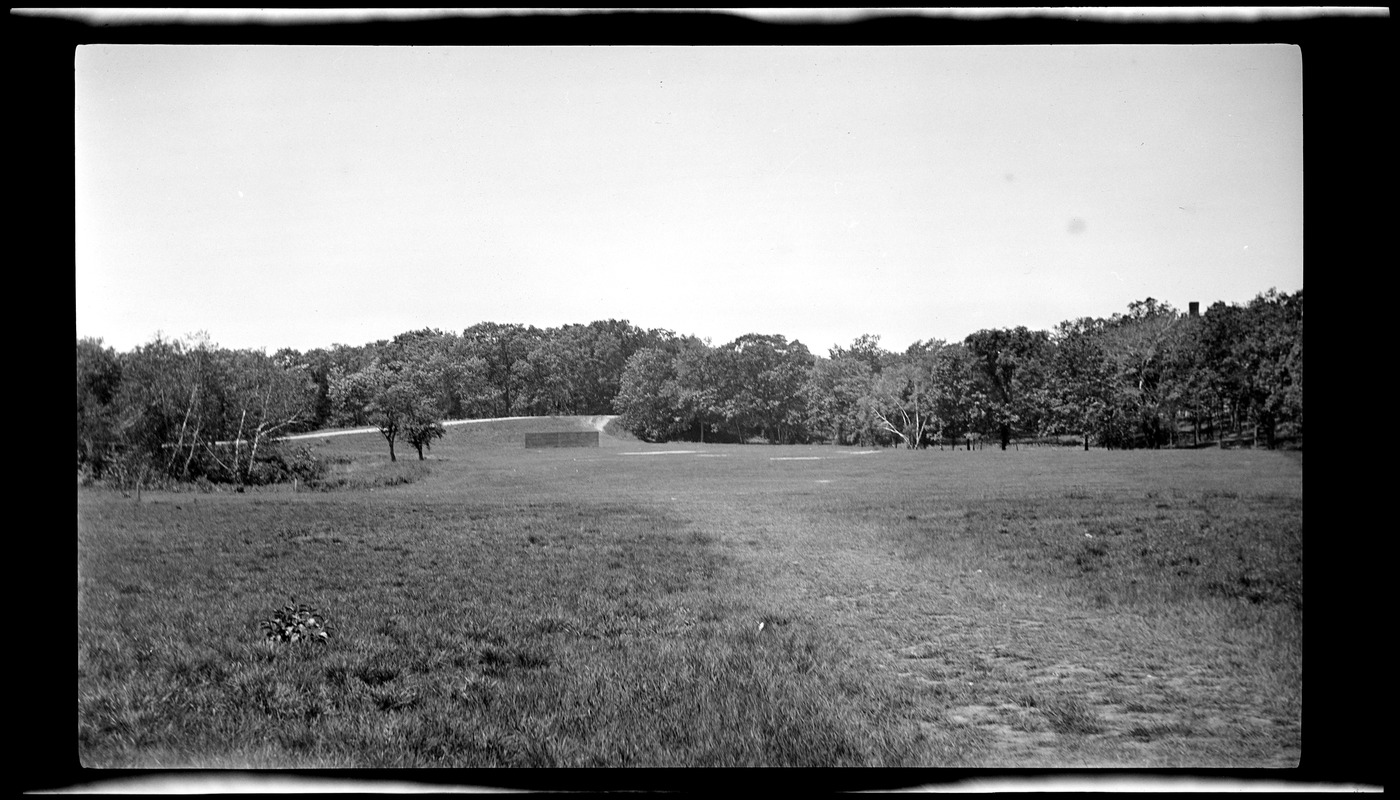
[282, 446, 328, 483]
[259, 600, 330, 645]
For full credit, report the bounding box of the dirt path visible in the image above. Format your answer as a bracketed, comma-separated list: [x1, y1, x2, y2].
[277, 415, 616, 443]
[676, 495, 1300, 767]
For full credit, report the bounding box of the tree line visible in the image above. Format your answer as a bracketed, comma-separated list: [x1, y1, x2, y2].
[77, 290, 1301, 488]
[611, 290, 1302, 452]
[77, 320, 679, 487]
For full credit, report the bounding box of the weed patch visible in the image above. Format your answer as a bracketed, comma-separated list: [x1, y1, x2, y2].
[259, 600, 330, 644]
[1036, 696, 1105, 736]
[308, 459, 430, 491]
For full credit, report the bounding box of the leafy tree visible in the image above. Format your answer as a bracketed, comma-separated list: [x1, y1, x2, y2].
[613, 347, 684, 442]
[450, 352, 496, 420]
[404, 419, 446, 460]
[1047, 317, 1119, 450]
[863, 350, 941, 448]
[711, 334, 814, 443]
[111, 333, 216, 482]
[329, 356, 443, 462]
[461, 322, 540, 417]
[1159, 313, 1212, 447]
[516, 335, 577, 416]
[200, 348, 319, 482]
[927, 343, 986, 448]
[1200, 301, 1250, 442]
[671, 337, 721, 442]
[505, 320, 676, 417]
[964, 327, 1053, 449]
[84, 333, 317, 487]
[77, 337, 124, 476]
[1100, 299, 1186, 448]
[1211, 289, 1303, 448]
[1254, 288, 1303, 447]
[804, 351, 875, 445]
[1281, 309, 1303, 435]
[384, 329, 464, 419]
[563, 320, 648, 415]
[831, 333, 888, 376]
[295, 343, 379, 429]
[269, 347, 329, 434]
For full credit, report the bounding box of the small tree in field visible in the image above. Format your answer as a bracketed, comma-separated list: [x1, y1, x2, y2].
[330, 359, 443, 462]
[405, 420, 446, 460]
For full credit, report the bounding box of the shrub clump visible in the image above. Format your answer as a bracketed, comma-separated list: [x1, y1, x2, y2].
[259, 600, 330, 644]
[242, 445, 326, 487]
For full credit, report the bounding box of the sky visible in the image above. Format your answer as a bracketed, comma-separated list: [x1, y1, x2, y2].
[75, 41, 1303, 357]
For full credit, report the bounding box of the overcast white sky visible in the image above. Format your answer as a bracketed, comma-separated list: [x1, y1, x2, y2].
[75, 43, 1302, 356]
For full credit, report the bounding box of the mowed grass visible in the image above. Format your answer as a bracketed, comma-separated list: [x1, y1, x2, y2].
[78, 421, 1302, 768]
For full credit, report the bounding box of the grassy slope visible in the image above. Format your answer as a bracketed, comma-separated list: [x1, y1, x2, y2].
[78, 419, 1302, 769]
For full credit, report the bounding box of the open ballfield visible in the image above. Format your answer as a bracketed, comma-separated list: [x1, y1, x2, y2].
[77, 417, 1302, 769]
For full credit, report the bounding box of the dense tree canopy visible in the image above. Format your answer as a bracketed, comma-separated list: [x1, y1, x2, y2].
[711, 334, 815, 444]
[614, 347, 685, 443]
[329, 359, 439, 463]
[77, 294, 1302, 489]
[77, 337, 124, 476]
[964, 326, 1053, 450]
[78, 333, 319, 489]
[804, 348, 875, 445]
[609, 292, 1300, 451]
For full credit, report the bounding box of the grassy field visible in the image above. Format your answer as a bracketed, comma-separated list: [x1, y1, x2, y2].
[77, 417, 1302, 770]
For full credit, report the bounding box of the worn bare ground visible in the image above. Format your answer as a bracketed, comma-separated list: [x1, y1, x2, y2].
[679, 494, 1299, 767]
